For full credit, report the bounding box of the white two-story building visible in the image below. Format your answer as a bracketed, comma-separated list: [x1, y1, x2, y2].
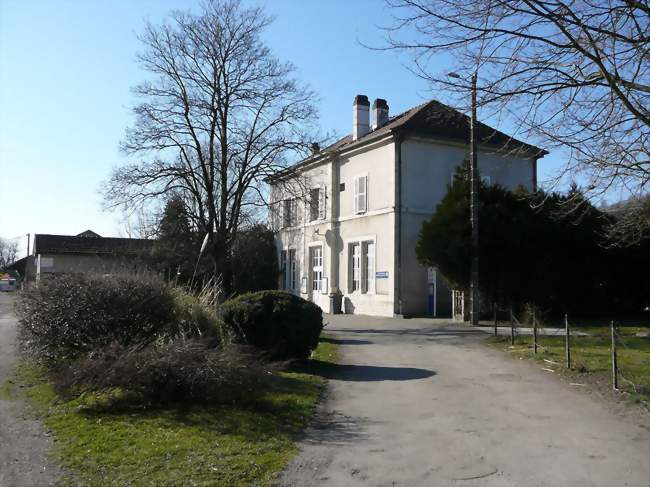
[268, 95, 546, 317]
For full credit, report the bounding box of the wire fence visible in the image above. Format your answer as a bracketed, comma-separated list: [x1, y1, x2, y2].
[490, 305, 649, 404]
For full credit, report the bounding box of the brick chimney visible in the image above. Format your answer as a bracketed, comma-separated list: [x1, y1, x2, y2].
[372, 98, 389, 130]
[352, 95, 370, 141]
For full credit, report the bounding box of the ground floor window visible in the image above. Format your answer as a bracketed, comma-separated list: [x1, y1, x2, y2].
[280, 250, 287, 290]
[350, 243, 361, 292]
[348, 240, 375, 294]
[310, 245, 323, 292]
[288, 249, 297, 290]
[280, 249, 297, 291]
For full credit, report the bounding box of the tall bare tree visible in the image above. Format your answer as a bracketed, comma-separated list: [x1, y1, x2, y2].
[103, 0, 318, 292]
[382, 0, 649, 243]
[0, 238, 18, 270]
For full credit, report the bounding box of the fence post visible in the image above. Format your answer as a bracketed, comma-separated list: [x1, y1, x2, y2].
[565, 313, 571, 369]
[510, 306, 515, 345]
[611, 320, 618, 390]
[533, 310, 538, 354]
[493, 303, 498, 337]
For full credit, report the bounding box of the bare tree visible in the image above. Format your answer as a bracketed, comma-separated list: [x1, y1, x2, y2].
[381, 0, 649, 243]
[0, 238, 18, 270]
[103, 0, 318, 292]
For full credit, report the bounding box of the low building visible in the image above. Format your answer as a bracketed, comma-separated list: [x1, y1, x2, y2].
[268, 95, 546, 317]
[12, 230, 154, 280]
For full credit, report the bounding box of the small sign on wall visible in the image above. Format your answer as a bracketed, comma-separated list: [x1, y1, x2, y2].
[427, 267, 436, 284]
[375, 271, 389, 279]
[300, 277, 308, 294]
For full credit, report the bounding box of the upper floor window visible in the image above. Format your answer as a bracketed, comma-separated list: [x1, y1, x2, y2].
[353, 175, 368, 214]
[309, 187, 326, 221]
[283, 198, 297, 227]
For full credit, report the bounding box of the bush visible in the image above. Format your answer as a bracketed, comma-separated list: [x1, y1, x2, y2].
[16, 273, 220, 366]
[54, 339, 271, 405]
[220, 290, 323, 359]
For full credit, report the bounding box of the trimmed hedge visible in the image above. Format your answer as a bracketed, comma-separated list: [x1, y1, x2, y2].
[16, 273, 219, 366]
[220, 291, 323, 359]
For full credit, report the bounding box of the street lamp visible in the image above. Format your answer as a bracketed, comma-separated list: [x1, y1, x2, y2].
[448, 71, 480, 326]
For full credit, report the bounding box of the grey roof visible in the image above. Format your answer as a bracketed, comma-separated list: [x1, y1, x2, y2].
[34, 234, 154, 256]
[271, 99, 546, 180]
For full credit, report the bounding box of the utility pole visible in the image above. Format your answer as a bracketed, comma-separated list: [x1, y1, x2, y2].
[447, 70, 480, 326]
[469, 72, 479, 326]
[26, 233, 30, 256]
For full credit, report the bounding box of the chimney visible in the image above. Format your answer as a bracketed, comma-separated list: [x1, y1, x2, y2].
[352, 94, 370, 141]
[372, 98, 389, 130]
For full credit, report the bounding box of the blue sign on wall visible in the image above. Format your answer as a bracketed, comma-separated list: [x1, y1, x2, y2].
[375, 271, 389, 278]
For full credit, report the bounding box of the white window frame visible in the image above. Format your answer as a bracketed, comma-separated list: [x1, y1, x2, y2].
[308, 244, 324, 292]
[362, 241, 375, 294]
[346, 235, 376, 295]
[353, 174, 368, 214]
[349, 242, 361, 292]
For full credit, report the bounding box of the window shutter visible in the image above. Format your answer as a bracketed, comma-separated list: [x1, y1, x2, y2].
[359, 176, 367, 213]
[353, 178, 359, 213]
[318, 186, 326, 220]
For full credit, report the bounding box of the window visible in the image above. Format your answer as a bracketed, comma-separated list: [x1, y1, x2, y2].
[283, 198, 297, 227]
[288, 249, 297, 290]
[309, 187, 325, 221]
[348, 240, 375, 294]
[362, 241, 375, 294]
[310, 246, 323, 292]
[280, 250, 287, 289]
[353, 175, 368, 214]
[349, 243, 361, 292]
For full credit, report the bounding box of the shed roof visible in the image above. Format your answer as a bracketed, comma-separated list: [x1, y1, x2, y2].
[33, 234, 154, 256]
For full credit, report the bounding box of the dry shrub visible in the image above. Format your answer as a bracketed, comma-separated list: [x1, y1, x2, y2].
[16, 273, 224, 366]
[54, 339, 274, 405]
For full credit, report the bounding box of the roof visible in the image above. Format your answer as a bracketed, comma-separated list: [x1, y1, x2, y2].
[270, 99, 547, 180]
[33, 234, 154, 256]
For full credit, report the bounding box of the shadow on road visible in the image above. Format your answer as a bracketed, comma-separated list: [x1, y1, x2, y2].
[319, 336, 373, 346]
[302, 410, 372, 445]
[308, 361, 436, 382]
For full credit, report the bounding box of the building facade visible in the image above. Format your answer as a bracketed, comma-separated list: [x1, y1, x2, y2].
[269, 96, 546, 317]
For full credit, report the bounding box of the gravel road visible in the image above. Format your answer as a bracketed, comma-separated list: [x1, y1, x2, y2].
[280, 314, 650, 487]
[0, 293, 62, 486]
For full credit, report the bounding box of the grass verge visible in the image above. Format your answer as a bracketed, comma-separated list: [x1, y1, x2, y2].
[8, 336, 337, 486]
[487, 326, 650, 408]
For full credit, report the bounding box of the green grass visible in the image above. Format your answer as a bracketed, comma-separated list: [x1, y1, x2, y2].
[0, 378, 13, 400]
[488, 326, 650, 406]
[12, 336, 338, 486]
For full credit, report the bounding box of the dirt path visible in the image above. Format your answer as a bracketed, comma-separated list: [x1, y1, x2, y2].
[0, 293, 62, 486]
[280, 315, 650, 487]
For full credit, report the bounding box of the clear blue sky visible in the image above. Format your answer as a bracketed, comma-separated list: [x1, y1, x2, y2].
[0, 0, 562, 257]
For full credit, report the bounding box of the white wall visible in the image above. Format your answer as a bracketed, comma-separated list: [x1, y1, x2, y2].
[272, 138, 398, 317]
[398, 137, 536, 316]
[271, 135, 537, 318]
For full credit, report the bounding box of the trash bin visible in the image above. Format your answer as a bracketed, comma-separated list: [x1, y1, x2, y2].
[329, 292, 342, 314]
